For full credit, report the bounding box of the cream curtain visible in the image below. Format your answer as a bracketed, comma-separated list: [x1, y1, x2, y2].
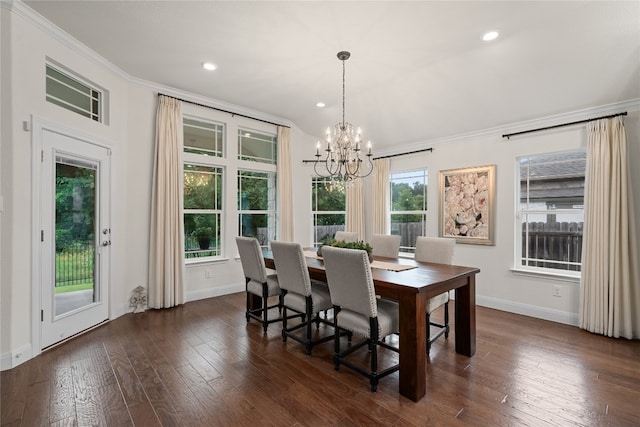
[372, 158, 390, 234]
[579, 117, 639, 338]
[277, 126, 294, 241]
[346, 179, 365, 241]
[148, 96, 185, 308]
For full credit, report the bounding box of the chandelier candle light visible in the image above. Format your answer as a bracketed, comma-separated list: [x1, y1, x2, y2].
[310, 51, 373, 182]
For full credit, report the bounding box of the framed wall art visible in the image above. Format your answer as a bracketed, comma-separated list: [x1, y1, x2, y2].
[438, 164, 496, 245]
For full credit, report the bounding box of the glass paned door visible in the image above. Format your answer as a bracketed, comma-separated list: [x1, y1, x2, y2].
[40, 128, 110, 349]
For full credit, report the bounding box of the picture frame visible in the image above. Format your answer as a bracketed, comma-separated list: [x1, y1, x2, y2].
[438, 164, 496, 245]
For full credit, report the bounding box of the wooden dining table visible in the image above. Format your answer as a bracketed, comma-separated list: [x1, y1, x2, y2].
[262, 250, 480, 402]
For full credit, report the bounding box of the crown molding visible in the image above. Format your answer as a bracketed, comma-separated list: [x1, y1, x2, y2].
[374, 98, 640, 159]
[131, 76, 294, 129]
[7, 0, 638, 155]
[7, 0, 293, 129]
[7, 0, 130, 80]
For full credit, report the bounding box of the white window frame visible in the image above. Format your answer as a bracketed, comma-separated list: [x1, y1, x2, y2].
[237, 168, 277, 249]
[181, 105, 278, 264]
[514, 149, 586, 279]
[183, 117, 225, 157]
[311, 177, 346, 246]
[45, 61, 106, 123]
[183, 162, 224, 261]
[182, 115, 228, 263]
[237, 127, 277, 164]
[389, 169, 428, 254]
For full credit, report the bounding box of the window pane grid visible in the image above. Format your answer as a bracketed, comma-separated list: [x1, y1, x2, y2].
[182, 116, 226, 260]
[46, 64, 101, 122]
[238, 129, 277, 164]
[184, 118, 224, 157]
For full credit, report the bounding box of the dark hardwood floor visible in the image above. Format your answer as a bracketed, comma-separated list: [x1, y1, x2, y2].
[2, 292, 639, 426]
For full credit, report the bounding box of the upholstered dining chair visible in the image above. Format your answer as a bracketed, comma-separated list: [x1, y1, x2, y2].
[270, 240, 336, 355]
[370, 234, 401, 258]
[235, 236, 285, 333]
[414, 236, 456, 354]
[321, 245, 400, 392]
[334, 231, 359, 243]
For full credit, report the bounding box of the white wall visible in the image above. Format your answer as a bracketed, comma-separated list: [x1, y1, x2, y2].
[0, 4, 132, 368]
[1, 2, 639, 369]
[368, 113, 640, 324]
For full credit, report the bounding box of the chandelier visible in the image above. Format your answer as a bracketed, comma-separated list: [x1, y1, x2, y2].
[310, 51, 373, 182]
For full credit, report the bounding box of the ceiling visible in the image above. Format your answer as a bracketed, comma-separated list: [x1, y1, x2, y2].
[24, 1, 640, 151]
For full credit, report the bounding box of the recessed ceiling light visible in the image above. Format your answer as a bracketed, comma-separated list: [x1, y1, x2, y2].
[202, 62, 217, 71]
[482, 31, 499, 42]
[316, 102, 326, 108]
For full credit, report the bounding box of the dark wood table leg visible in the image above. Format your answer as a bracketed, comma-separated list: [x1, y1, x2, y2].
[454, 274, 476, 357]
[398, 291, 427, 402]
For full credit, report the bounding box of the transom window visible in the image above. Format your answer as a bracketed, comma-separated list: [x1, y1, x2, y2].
[46, 64, 102, 122]
[238, 128, 277, 164]
[184, 117, 224, 157]
[390, 170, 428, 253]
[517, 150, 586, 275]
[312, 177, 346, 245]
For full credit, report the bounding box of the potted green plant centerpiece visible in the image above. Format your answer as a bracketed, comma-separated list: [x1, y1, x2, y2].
[192, 226, 214, 250]
[317, 239, 374, 262]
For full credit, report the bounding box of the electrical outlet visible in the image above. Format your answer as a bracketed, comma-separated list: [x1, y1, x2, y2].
[205, 269, 212, 279]
[553, 285, 562, 297]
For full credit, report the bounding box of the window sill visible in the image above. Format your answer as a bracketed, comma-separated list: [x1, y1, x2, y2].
[186, 257, 230, 266]
[510, 267, 580, 283]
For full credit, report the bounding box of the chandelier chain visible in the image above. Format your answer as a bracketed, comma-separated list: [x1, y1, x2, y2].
[342, 57, 346, 128]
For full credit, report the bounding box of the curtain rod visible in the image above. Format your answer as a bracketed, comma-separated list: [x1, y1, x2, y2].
[502, 111, 627, 140]
[158, 93, 290, 128]
[301, 147, 433, 164]
[373, 147, 433, 160]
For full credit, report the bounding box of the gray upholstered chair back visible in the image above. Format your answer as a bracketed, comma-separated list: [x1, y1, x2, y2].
[370, 234, 401, 258]
[270, 241, 312, 297]
[322, 246, 377, 319]
[414, 236, 455, 264]
[334, 231, 359, 243]
[235, 236, 267, 282]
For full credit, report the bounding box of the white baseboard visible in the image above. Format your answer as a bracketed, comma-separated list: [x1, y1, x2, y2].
[0, 352, 12, 371]
[186, 282, 244, 303]
[0, 343, 32, 371]
[477, 295, 579, 326]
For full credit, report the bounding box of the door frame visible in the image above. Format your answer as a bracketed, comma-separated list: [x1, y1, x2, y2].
[30, 116, 114, 356]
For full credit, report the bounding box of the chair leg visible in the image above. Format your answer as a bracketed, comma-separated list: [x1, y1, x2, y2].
[444, 301, 450, 338]
[370, 318, 379, 392]
[262, 286, 269, 334]
[245, 291, 251, 322]
[426, 311, 432, 354]
[281, 294, 288, 343]
[305, 301, 313, 355]
[333, 306, 341, 370]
